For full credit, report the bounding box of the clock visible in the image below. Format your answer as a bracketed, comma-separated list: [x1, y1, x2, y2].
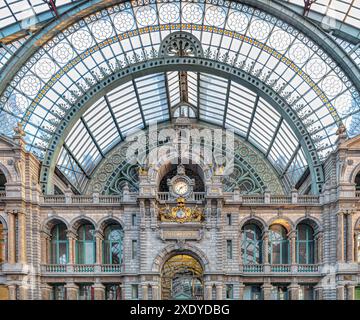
[173, 180, 189, 196]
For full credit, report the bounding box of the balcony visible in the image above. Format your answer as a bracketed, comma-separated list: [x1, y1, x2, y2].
[241, 264, 320, 274]
[157, 192, 205, 202]
[41, 264, 124, 275]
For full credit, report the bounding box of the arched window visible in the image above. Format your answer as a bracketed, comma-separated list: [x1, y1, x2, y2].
[103, 224, 123, 265]
[0, 170, 6, 191]
[241, 224, 262, 264]
[76, 224, 96, 264]
[0, 222, 4, 263]
[296, 224, 315, 264]
[269, 224, 289, 264]
[355, 172, 360, 191]
[50, 223, 68, 264]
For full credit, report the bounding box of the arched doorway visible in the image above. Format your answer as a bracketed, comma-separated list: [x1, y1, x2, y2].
[161, 254, 204, 300]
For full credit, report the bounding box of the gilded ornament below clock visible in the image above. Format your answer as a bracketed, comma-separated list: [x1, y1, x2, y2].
[159, 197, 205, 223]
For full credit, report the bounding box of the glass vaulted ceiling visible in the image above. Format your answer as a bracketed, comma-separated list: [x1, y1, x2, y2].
[58, 72, 307, 192]
[284, 0, 360, 29]
[0, 0, 359, 192]
[0, 0, 81, 29]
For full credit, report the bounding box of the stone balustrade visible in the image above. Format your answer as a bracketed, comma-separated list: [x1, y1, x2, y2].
[241, 264, 320, 274]
[41, 192, 321, 205]
[41, 264, 124, 274]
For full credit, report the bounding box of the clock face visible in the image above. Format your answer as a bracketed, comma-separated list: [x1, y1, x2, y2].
[173, 180, 189, 195]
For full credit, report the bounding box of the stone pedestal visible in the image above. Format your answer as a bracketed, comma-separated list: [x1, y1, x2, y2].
[204, 284, 212, 300]
[261, 283, 272, 300]
[238, 283, 245, 300]
[18, 285, 28, 300]
[141, 284, 148, 300]
[7, 284, 16, 300]
[336, 285, 345, 300]
[346, 285, 355, 300]
[288, 283, 300, 300]
[65, 283, 79, 300]
[93, 283, 105, 300]
[216, 284, 223, 300]
[41, 284, 52, 300]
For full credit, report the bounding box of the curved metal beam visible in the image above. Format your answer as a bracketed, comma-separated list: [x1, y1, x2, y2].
[40, 57, 324, 195]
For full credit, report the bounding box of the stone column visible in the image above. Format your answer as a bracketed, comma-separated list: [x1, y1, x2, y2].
[263, 231, 269, 265]
[93, 283, 105, 300]
[315, 231, 323, 264]
[314, 285, 323, 300]
[18, 285, 28, 300]
[67, 230, 77, 265]
[7, 211, 16, 264]
[336, 285, 345, 300]
[141, 284, 148, 300]
[41, 284, 52, 300]
[290, 231, 297, 265]
[7, 284, 16, 300]
[204, 284, 212, 300]
[354, 231, 359, 263]
[216, 284, 223, 300]
[346, 285, 355, 300]
[65, 283, 79, 300]
[152, 285, 160, 300]
[288, 282, 300, 300]
[238, 283, 245, 300]
[17, 211, 27, 264]
[239, 230, 243, 266]
[261, 282, 272, 300]
[346, 212, 354, 263]
[95, 232, 103, 265]
[40, 231, 51, 264]
[337, 212, 344, 263]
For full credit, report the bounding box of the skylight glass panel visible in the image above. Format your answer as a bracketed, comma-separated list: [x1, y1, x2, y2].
[199, 73, 228, 126]
[167, 72, 180, 107]
[249, 98, 281, 153]
[65, 120, 102, 174]
[0, 0, 82, 30]
[107, 82, 143, 136]
[225, 81, 258, 136]
[134, 73, 169, 124]
[57, 146, 87, 191]
[268, 121, 299, 172]
[83, 98, 120, 154]
[187, 72, 198, 106]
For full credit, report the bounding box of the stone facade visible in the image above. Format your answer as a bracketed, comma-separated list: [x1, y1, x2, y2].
[0, 131, 360, 300]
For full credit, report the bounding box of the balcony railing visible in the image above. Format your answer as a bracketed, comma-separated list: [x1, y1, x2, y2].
[43, 264, 67, 272]
[0, 191, 6, 198]
[241, 264, 320, 273]
[41, 264, 124, 273]
[242, 264, 264, 273]
[356, 191, 360, 198]
[40, 192, 320, 205]
[270, 264, 291, 272]
[157, 192, 206, 202]
[297, 264, 319, 272]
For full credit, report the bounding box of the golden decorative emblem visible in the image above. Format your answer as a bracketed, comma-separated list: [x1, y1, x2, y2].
[159, 197, 205, 223]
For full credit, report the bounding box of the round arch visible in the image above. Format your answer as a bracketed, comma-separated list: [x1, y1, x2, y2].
[151, 243, 210, 273]
[267, 216, 295, 234]
[41, 216, 70, 234]
[294, 216, 322, 233]
[69, 215, 97, 233]
[239, 216, 267, 232]
[97, 216, 125, 234]
[39, 58, 323, 195]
